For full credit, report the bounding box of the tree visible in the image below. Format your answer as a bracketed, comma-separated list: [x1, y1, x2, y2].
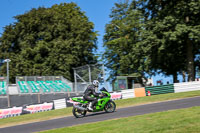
[140, 0, 200, 82]
[103, 1, 147, 83]
[103, 0, 200, 83]
[0, 3, 98, 83]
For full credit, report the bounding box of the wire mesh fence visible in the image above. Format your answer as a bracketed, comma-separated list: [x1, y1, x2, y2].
[73, 64, 106, 92]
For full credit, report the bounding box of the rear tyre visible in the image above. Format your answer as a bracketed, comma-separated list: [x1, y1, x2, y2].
[72, 107, 87, 118]
[104, 101, 116, 113]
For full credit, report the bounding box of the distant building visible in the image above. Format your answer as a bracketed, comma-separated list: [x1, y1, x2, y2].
[112, 76, 153, 91]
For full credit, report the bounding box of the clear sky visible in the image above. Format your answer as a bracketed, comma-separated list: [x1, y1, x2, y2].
[0, 0, 116, 54]
[0, 0, 180, 88]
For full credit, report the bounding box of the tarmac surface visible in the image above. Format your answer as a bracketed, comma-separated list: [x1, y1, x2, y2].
[1, 96, 200, 133]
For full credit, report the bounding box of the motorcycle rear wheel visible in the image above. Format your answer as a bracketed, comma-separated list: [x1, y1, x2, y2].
[104, 101, 116, 113]
[72, 107, 87, 118]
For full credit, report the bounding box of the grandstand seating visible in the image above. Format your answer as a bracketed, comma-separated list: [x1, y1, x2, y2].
[18, 81, 29, 93]
[36, 81, 50, 92]
[0, 81, 7, 95]
[27, 81, 40, 93]
[46, 81, 62, 92]
[55, 80, 71, 92]
[17, 80, 71, 93]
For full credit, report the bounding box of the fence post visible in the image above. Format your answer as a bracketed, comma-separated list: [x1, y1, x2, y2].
[7, 94, 10, 107]
[88, 65, 91, 84]
[37, 94, 40, 103]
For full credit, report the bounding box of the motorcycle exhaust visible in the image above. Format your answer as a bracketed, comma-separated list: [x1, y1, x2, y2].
[74, 105, 87, 111]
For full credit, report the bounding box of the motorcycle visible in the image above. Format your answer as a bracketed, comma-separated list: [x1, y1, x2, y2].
[71, 87, 116, 118]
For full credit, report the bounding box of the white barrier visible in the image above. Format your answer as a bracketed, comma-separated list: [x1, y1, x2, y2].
[0, 107, 23, 119]
[111, 93, 122, 100]
[174, 81, 200, 93]
[24, 102, 53, 113]
[121, 89, 135, 99]
[53, 99, 67, 110]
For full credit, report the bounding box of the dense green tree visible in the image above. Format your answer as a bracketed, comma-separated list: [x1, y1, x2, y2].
[103, 0, 200, 83]
[103, 1, 147, 84]
[140, 0, 200, 82]
[0, 3, 98, 83]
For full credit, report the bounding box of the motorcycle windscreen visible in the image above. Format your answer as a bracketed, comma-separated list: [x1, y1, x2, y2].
[100, 87, 108, 92]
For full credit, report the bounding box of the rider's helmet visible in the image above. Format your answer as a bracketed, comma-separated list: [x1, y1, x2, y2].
[92, 80, 99, 87]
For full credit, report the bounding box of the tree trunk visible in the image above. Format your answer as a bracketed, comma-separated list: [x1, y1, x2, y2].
[186, 38, 195, 81]
[182, 71, 186, 82]
[173, 72, 178, 83]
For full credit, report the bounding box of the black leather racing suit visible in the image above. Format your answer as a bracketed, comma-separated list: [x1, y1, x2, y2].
[83, 84, 100, 108]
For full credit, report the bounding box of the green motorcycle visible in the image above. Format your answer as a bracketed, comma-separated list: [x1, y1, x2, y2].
[71, 87, 116, 118]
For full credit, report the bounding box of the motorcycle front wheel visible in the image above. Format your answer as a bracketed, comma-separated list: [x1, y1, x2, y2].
[104, 101, 116, 113]
[72, 107, 87, 118]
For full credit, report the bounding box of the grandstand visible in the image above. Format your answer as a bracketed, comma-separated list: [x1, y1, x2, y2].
[0, 77, 7, 95]
[16, 76, 72, 94]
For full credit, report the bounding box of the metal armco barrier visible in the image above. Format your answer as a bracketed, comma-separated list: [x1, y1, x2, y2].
[145, 84, 174, 96]
[174, 81, 200, 93]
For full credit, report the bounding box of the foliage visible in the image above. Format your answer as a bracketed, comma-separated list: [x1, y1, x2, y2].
[103, 0, 200, 83]
[0, 3, 98, 82]
[103, 1, 147, 83]
[141, 0, 200, 82]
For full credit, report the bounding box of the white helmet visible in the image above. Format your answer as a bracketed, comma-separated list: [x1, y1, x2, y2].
[92, 80, 99, 87]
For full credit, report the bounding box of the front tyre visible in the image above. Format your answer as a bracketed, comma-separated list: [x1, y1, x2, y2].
[72, 107, 87, 118]
[104, 101, 116, 113]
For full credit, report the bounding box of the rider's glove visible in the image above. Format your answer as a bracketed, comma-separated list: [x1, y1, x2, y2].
[100, 94, 104, 98]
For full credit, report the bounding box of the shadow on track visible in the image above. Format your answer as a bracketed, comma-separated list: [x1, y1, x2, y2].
[83, 111, 117, 118]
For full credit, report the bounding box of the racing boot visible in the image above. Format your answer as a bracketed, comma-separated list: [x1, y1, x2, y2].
[88, 102, 93, 111]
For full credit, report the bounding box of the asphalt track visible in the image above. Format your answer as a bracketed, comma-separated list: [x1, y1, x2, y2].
[1, 96, 200, 133]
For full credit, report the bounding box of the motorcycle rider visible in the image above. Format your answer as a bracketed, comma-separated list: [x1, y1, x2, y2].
[83, 80, 102, 111]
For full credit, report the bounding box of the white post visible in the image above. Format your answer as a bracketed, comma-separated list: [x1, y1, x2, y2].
[102, 64, 108, 90]
[73, 69, 77, 92]
[4, 59, 11, 107]
[4, 59, 11, 85]
[88, 65, 91, 84]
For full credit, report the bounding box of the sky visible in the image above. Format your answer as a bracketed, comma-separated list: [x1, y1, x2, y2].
[0, 0, 181, 89]
[0, 0, 116, 53]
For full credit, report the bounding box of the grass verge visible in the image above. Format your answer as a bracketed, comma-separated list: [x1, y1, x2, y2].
[1, 90, 200, 128]
[40, 106, 200, 133]
[115, 90, 200, 108]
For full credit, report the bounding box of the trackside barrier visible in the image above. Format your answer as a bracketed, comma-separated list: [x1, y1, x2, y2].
[0, 107, 23, 119]
[121, 89, 135, 99]
[145, 84, 174, 96]
[111, 92, 122, 100]
[53, 98, 67, 110]
[23, 102, 53, 114]
[134, 88, 146, 97]
[174, 81, 200, 93]
[3, 81, 200, 119]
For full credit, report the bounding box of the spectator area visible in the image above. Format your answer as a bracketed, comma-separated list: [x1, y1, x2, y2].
[17, 79, 71, 93]
[0, 81, 7, 95]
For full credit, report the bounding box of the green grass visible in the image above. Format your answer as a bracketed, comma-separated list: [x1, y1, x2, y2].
[1, 90, 200, 128]
[40, 106, 200, 133]
[115, 90, 200, 108]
